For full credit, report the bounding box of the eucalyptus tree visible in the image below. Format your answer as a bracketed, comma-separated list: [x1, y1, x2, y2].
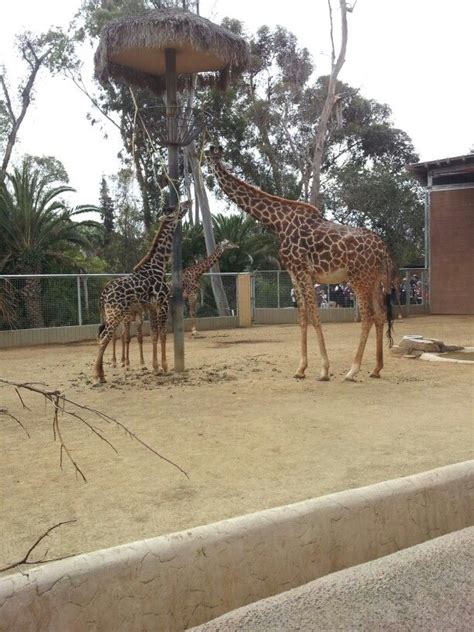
[0, 31, 60, 181]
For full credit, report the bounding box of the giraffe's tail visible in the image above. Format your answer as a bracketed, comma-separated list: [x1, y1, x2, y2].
[385, 292, 394, 348]
[382, 255, 396, 348]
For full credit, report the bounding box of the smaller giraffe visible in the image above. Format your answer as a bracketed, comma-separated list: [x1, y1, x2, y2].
[95, 201, 189, 383]
[115, 239, 238, 361]
[182, 239, 238, 336]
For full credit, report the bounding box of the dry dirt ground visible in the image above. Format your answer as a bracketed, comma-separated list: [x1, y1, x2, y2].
[1, 315, 473, 570]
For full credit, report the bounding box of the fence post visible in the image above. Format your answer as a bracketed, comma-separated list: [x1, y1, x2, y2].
[237, 273, 252, 328]
[77, 275, 83, 326]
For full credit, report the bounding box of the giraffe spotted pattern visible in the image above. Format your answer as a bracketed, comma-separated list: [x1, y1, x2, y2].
[206, 146, 395, 382]
[94, 202, 190, 383]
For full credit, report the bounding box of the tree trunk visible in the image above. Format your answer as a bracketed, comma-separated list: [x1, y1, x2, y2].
[185, 144, 231, 317]
[309, 0, 349, 207]
[23, 277, 44, 328]
[0, 46, 50, 183]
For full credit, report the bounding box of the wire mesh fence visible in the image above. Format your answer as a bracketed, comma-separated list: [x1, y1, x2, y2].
[0, 269, 429, 332]
[0, 273, 239, 331]
[254, 269, 430, 311]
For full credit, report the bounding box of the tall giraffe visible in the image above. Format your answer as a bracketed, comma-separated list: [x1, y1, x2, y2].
[206, 146, 394, 382]
[114, 239, 238, 362]
[95, 201, 189, 383]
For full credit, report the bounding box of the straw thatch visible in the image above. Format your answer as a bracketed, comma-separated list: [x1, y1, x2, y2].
[94, 8, 249, 94]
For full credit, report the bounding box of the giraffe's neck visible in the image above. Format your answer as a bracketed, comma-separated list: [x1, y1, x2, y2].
[208, 158, 322, 234]
[135, 219, 176, 277]
[186, 245, 225, 279]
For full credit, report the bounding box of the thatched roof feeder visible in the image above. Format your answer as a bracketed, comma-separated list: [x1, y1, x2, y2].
[94, 8, 250, 94]
[94, 8, 248, 374]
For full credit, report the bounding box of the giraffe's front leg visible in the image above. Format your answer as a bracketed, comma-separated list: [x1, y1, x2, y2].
[111, 328, 118, 368]
[137, 315, 145, 366]
[303, 281, 330, 381]
[95, 318, 120, 383]
[122, 322, 131, 368]
[293, 286, 308, 379]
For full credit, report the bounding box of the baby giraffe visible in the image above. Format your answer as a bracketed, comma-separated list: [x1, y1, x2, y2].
[95, 201, 189, 383]
[115, 239, 238, 363]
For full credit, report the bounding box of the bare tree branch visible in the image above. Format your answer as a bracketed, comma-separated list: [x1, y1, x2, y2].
[1, 40, 52, 181]
[0, 520, 77, 573]
[0, 379, 189, 479]
[309, 0, 350, 206]
[0, 406, 30, 437]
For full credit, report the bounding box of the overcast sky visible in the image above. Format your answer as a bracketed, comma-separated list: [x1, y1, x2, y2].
[1, 0, 473, 205]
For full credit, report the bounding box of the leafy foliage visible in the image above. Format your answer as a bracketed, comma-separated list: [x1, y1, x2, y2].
[0, 161, 98, 275]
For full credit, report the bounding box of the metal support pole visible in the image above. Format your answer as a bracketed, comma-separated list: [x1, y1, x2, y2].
[76, 275, 82, 326]
[277, 270, 280, 308]
[166, 48, 185, 372]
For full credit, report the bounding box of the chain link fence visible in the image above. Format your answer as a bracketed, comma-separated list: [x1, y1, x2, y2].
[0, 273, 239, 331]
[0, 269, 429, 333]
[254, 269, 430, 310]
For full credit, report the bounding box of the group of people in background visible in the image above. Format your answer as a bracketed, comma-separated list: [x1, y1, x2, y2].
[290, 273, 425, 309]
[399, 274, 424, 305]
[290, 283, 355, 309]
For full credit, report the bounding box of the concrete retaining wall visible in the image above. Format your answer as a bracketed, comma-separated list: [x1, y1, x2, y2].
[0, 316, 239, 349]
[1, 461, 472, 631]
[254, 307, 356, 324]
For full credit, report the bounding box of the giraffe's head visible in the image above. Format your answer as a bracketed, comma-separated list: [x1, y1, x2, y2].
[161, 200, 191, 223]
[205, 145, 224, 163]
[219, 239, 239, 251]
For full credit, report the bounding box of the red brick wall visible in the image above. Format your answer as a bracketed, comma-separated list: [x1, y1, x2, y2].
[430, 188, 474, 314]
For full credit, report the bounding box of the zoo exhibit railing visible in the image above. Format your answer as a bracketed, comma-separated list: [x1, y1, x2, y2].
[0, 269, 429, 336]
[253, 268, 430, 324]
[0, 273, 239, 332]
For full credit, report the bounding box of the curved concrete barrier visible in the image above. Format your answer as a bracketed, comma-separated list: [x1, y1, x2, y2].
[192, 527, 474, 631]
[1, 461, 473, 631]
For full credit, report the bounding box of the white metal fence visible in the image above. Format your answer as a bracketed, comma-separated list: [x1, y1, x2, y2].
[0, 269, 429, 336]
[0, 272, 239, 331]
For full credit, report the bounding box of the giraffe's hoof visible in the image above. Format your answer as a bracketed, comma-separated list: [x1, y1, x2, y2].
[318, 375, 330, 382]
[343, 376, 356, 382]
[111, 362, 117, 368]
[294, 373, 306, 380]
[369, 372, 381, 379]
[95, 377, 106, 385]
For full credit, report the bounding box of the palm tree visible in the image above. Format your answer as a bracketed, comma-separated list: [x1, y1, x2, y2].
[211, 212, 280, 271]
[0, 161, 99, 327]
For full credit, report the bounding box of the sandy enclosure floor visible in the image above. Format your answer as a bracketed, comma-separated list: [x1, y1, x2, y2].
[1, 315, 473, 570]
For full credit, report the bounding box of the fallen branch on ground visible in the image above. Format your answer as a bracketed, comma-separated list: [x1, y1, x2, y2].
[0, 520, 77, 573]
[0, 378, 189, 480]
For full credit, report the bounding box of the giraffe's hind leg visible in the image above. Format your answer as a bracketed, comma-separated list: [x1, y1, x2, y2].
[344, 288, 374, 382]
[188, 294, 198, 336]
[370, 286, 385, 378]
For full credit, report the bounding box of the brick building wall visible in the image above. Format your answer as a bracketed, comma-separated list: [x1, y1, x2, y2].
[430, 188, 474, 314]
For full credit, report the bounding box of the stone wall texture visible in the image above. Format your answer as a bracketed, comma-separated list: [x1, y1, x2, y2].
[0, 461, 473, 631]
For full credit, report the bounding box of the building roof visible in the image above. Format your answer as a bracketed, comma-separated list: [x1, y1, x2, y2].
[407, 153, 474, 185]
